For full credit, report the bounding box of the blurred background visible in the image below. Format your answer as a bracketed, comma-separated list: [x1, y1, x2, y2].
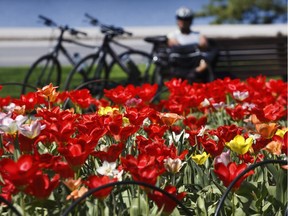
[0, 0, 286, 96]
[0, 0, 286, 66]
[0, 0, 212, 27]
[0, 0, 286, 28]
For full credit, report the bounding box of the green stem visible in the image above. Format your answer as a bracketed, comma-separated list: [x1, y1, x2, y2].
[98, 199, 104, 215]
[13, 135, 21, 160]
[232, 192, 235, 216]
[171, 174, 176, 186]
[138, 186, 141, 216]
[145, 193, 149, 216]
[21, 193, 26, 216]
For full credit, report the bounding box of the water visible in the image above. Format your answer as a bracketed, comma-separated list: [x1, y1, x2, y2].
[0, 0, 212, 28]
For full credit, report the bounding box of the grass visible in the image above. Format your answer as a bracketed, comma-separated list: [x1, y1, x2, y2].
[0, 64, 155, 98]
[0, 66, 73, 98]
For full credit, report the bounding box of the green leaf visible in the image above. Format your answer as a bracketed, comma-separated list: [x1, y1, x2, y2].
[207, 201, 218, 216]
[236, 195, 249, 204]
[234, 207, 246, 216]
[170, 207, 181, 216]
[275, 169, 287, 203]
[150, 205, 163, 216]
[262, 202, 272, 212]
[267, 185, 276, 197]
[129, 195, 149, 216]
[196, 195, 207, 215]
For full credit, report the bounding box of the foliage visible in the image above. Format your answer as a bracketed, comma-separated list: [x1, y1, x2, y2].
[0, 76, 287, 215]
[195, 0, 287, 24]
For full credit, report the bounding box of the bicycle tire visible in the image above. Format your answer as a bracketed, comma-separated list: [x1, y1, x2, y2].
[64, 53, 108, 97]
[107, 50, 154, 86]
[151, 64, 164, 86]
[22, 55, 61, 94]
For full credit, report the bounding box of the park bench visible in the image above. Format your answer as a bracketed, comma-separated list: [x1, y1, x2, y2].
[211, 34, 287, 80]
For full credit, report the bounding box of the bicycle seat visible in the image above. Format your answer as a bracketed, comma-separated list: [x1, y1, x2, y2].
[144, 35, 167, 44]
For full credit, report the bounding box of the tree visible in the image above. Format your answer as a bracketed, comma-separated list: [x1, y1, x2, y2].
[195, 0, 287, 24]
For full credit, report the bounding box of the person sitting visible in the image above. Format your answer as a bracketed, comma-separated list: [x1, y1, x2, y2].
[166, 6, 217, 82]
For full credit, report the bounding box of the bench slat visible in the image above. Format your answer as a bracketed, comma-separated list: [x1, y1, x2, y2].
[210, 36, 287, 80]
[217, 55, 286, 61]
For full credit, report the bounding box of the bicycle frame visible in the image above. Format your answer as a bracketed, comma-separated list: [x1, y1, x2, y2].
[94, 34, 135, 76]
[48, 30, 96, 67]
[64, 14, 155, 92]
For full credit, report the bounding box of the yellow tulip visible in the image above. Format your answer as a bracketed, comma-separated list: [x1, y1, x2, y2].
[226, 135, 253, 155]
[98, 106, 119, 116]
[122, 117, 130, 126]
[275, 128, 288, 138]
[191, 152, 209, 165]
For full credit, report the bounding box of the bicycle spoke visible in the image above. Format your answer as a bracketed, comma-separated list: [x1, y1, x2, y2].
[22, 55, 61, 94]
[38, 58, 50, 85]
[108, 51, 154, 86]
[45, 60, 56, 85]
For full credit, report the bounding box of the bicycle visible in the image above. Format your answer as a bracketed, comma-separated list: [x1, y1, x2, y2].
[21, 15, 96, 94]
[63, 13, 154, 97]
[144, 36, 214, 87]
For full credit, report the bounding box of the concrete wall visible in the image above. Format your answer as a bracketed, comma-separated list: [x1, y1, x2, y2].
[0, 24, 286, 41]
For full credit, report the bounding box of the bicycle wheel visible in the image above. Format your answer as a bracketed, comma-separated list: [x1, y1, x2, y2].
[22, 55, 61, 94]
[151, 65, 164, 87]
[64, 53, 108, 97]
[107, 50, 154, 86]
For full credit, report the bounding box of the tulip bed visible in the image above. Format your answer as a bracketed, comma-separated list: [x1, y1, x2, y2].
[0, 76, 287, 216]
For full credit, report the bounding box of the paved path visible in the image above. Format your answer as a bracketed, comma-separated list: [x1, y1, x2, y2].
[0, 24, 286, 66]
[0, 39, 153, 66]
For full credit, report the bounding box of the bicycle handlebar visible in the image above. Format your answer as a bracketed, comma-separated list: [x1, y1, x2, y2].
[38, 14, 87, 37]
[69, 28, 87, 37]
[38, 15, 57, 27]
[84, 13, 99, 26]
[84, 13, 133, 37]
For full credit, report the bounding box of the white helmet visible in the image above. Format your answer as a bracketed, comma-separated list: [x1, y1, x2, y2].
[176, 7, 194, 20]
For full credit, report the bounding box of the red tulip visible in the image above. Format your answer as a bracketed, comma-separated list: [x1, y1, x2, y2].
[263, 103, 286, 121]
[92, 142, 124, 162]
[58, 143, 92, 170]
[104, 84, 137, 104]
[69, 89, 98, 109]
[136, 83, 158, 102]
[0, 179, 16, 203]
[25, 171, 60, 199]
[121, 154, 164, 186]
[36, 107, 77, 142]
[183, 115, 207, 130]
[0, 96, 11, 108]
[52, 161, 75, 179]
[144, 124, 168, 140]
[85, 175, 117, 200]
[124, 106, 153, 126]
[17, 92, 45, 111]
[225, 104, 249, 121]
[148, 185, 186, 214]
[214, 162, 254, 190]
[0, 155, 39, 188]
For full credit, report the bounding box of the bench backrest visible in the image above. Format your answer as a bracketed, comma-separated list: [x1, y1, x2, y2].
[211, 34, 287, 80]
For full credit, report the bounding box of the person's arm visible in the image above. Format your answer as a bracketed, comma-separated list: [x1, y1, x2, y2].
[198, 34, 208, 51]
[166, 31, 181, 47]
[167, 37, 180, 47]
